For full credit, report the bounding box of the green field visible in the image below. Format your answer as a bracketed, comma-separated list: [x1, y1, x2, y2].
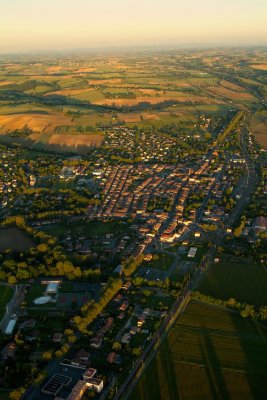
[0, 227, 35, 252]
[40, 220, 129, 238]
[144, 253, 175, 271]
[0, 285, 14, 320]
[130, 301, 267, 400]
[198, 262, 267, 306]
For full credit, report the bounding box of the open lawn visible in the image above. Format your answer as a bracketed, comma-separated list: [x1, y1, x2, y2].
[144, 253, 174, 272]
[131, 301, 267, 400]
[0, 228, 35, 252]
[0, 285, 14, 320]
[198, 262, 267, 306]
[40, 220, 129, 238]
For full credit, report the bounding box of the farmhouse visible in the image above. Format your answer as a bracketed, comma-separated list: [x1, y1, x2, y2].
[254, 216, 267, 232]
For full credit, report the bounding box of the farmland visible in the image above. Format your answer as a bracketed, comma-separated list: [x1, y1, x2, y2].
[250, 110, 267, 149]
[0, 285, 14, 320]
[131, 301, 267, 400]
[0, 48, 266, 153]
[198, 262, 267, 306]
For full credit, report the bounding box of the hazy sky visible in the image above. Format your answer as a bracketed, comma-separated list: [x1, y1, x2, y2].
[0, 0, 266, 53]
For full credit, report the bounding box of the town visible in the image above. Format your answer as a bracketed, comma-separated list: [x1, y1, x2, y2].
[0, 104, 266, 400]
[0, 47, 266, 400]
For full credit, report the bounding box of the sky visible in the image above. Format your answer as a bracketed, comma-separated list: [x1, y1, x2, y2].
[0, 0, 266, 53]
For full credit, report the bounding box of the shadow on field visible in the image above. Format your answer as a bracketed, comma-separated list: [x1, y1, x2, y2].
[230, 313, 267, 400]
[162, 339, 180, 400]
[199, 333, 230, 400]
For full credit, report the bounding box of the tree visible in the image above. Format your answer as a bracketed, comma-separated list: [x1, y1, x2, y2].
[112, 341, 122, 351]
[9, 388, 26, 400]
[37, 243, 48, 253]
[132, 347, 142, 357]
[8, 275, 17, 284]
[42, 350, 53, 361]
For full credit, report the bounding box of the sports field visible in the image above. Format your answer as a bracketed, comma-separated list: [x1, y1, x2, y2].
[0, 285, 14, 320]
[198, 262, 267, 306]
[130, 301, 267, 400]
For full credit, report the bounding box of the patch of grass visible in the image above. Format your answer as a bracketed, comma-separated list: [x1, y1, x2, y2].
[198, 262, 267, 306]
[0, 285, 14, 320]
[144, 253, 174, 271]
[24, 284, 45, 304]
[142, 294, 174, 309]
[0, 228, 35, 252]
[130, 301, 267, 400]
[40, 220, 130, 240]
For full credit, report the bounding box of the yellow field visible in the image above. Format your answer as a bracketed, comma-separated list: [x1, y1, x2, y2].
[220, 80, 246, 92]
[0, 113, 74, 133]
[31, 133, 104, 147]
[208, 86, 254, 100]
[251, 64, 267, 71]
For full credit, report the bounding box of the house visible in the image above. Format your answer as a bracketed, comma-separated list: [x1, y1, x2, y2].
[71, 349, 90, 367]
[119, 301, 129, 312]
[83, 368, 103, 393]
[121, 333, 131, 344]
[53, 333, 63, 343]
[107, 352, 122, 364]
[254, 216, 267, 232]
[83, 368, 97, 380]
[130, 326, 139, 335]
[90, 337, 102, 349]
[86, 378, 104, 393]
[137, 316, 146, 327]
[144, 253, 153, 261]
[122, 281, 131, 291]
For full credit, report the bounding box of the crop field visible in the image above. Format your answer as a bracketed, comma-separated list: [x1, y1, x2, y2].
[0, 285, 14, 320]
[250, 110, 267, 149]
[0, 50, 265, 153]
[0, 112, 74, 134]
[0, 227, 35, 252]
[131, 301, 267, 400]
[30, 132, 104, 147]
[198, 262, 267, 306]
